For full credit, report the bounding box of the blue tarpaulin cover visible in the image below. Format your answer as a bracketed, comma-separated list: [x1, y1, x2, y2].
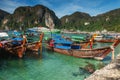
[12, 38, 23, 45]
[55, 45, 71, 50]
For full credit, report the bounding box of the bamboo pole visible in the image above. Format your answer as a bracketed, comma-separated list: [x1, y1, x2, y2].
[40, 44, 42, 58]
[111, 46, 114, 60]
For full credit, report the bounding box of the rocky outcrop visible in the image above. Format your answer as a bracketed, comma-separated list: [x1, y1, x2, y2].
[45, 12, 55, 29]
[85, 54, 120, 80]
[0, 9, 10, 29]
[61, 11, 91, 25]
[0, 9, 10, 20]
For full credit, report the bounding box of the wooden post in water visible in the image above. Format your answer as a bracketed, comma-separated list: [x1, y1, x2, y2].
[39, 33, 44, 58]
[111, 46, 115, 60]
[39, 44, 42, 58]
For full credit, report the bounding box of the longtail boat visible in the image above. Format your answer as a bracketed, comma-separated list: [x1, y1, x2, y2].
[26, 33, 44, 56]
[95, 39, 115, 43]
[0, 36, 26, 58]
[47, 37, 120, 60]
[93, 34, 116, 43]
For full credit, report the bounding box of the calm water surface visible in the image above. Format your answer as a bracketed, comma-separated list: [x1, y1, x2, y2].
[0, 33, 120, 80]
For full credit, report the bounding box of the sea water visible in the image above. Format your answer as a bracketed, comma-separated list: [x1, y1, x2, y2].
[0, 33, 120, 80]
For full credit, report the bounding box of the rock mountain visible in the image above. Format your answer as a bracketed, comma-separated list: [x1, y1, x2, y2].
[60, 8, 120, 32]
[0, 9, 10, 26]
[0, 5, 60, 30]
[0, 5, 120, 32]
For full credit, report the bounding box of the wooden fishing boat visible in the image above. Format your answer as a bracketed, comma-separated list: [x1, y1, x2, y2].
[93, 35, 103, 41]
[0, 32, 44, 58]
[0, 36, 26, 58]
[95, 39, 115, 43]
[94, 34, 115, 43]
[25, 33, 44, 57]
[0, 32, 9, 38]
[47, 37, 120, 60]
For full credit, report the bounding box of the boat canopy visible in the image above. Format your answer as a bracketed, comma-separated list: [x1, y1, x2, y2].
[12, 37, 23, 41]
[55, 45, 71, 49]
[52, 34, 73, 44]
[11, 37, 23, 45]
[72, 36, 85, 40]
[0, 32, 9, 37]
[54, 38, 72, 44]
[13, 31, 21, 36]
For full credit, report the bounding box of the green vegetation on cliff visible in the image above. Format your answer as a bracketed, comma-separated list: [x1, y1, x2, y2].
[0, 5, 61, 30]
[0, 9, 10, 27]
[60, 8, 120, 32]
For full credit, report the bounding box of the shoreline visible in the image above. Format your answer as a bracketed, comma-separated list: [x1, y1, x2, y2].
[61, 30, 120, 35]
[85, 54, 120, 80]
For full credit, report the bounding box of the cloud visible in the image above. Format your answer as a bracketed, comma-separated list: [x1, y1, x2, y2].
[0, 0, 120, 18]
[0, 0, 27, 13]
[33, 0, 53, 9]
[38, 0, 52, 6]
[0, 0, 104, 17]
[54, 3, 83, 18]
[54, 0, 111, 18]
[53, 0, 107, 18]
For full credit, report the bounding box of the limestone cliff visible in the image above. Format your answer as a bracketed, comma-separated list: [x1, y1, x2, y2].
[1, 5, 60, 30]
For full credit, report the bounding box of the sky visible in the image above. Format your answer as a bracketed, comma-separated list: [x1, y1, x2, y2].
[0, 0, 120, 18]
